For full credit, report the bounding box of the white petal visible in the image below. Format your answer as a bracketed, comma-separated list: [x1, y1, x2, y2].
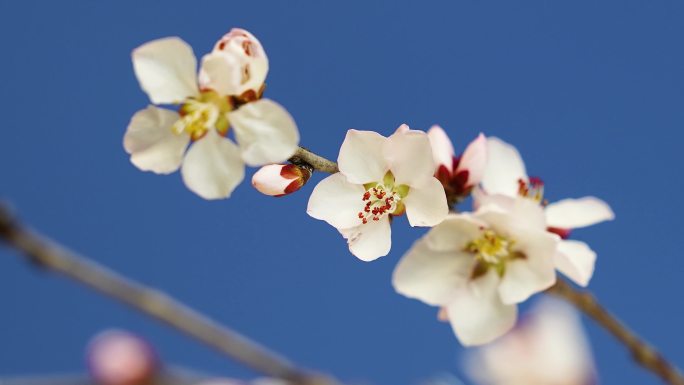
[393, 238, 475, 306]
[123, 106, 190, 174]
[181, 131, 244, 199]
[402, 177, 448, 227]
[132, 37, 199, 104]
[427, 125, 455, 172]
[554, 240, 597, 287]
[198, 52, 245, 97]
[458, 133, 488, 187]
[498, 229, 558, 304]
[229, 99, 299, 166]
[342, 217, 392, 261]
[337, 130, 389, 184]
[446, 270, 517, 346]
[481, 137, 527, 197]
[476, 195, 547, 233]
[424, 214, 487, 252]
[545, 197, 615, 229]
[307, 173, 365, 229]
[384, 127, 435, 186]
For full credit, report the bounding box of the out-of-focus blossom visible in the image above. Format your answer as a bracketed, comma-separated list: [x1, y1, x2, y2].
[392, 197, 558, 346]
[478, 137, 614, 286]
[87, 330, 157, 385]
[427, 126, 487, 203]
[194, 378, 288, 385]
[124, 28, 299, 200]
[308, 126, 448, 261]
[252, 164, 311, 197]
[465, 298, 596, 385]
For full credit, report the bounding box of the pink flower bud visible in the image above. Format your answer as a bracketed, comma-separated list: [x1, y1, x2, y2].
[86, 330, 157, 385]
[252, 164, 311, 197]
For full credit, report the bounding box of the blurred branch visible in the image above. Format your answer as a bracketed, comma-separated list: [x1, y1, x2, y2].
[0, 204, 333, 385]
[548, 278, 684, 385]
[290, 147, 339, 174]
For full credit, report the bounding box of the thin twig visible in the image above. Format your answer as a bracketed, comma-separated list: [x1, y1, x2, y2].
[0, 204, 333, 385]
[290, 147, 339, 174]
[548, 278, 684, 385]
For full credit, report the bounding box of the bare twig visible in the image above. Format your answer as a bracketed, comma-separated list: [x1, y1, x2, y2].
[548, 278, 684, 385]
[289, 147, 339, 174]
[0, 204, 333, 385]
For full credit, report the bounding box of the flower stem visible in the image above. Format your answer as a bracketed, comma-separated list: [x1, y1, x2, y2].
[0, 204, 334, 385]
[290, 147, 339, 174]
[547, 278, 684, 385]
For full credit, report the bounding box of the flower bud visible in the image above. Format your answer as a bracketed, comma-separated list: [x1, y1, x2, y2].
[86, 330, 157, 385]
[199, 28, 268, 101]
[252, 164, 311, 197]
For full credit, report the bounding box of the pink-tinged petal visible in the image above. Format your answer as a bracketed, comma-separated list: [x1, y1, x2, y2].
[402, 177, 448, 227]
[498, 229, 558, 304]
[446, 270, 517, 346]
[87, 330, 157, 385]
[132, 37, 198, 104]
[123, 106, 190, 174]
[342, 216, 392, 261]
[481, 137, 528, 197]
[229, 99, 299, 166]
[424, 214, 486, 252]
[457, 133, 487, 187]
[427, 125, 455, 173]
[393, 238, 475, 306]
[384, 127, 435, 186]
[252, 164, 308, 197]
[545, 197, 615, 229]
[554, 240, 597, 287]
[307, 173, 365, 229]
[181, 130, 244, 199]
[201, 28, 269, 97]
[337, 130, 389, 184]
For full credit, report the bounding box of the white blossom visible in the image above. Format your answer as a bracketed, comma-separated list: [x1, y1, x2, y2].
[307, 126, 448, 261]
[124, 29, 299, 199]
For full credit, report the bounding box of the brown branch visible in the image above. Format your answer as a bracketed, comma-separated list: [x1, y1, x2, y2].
[289, 147, 339, 174]
[0, 204, 334, 385]
[547, 278, 684, 385]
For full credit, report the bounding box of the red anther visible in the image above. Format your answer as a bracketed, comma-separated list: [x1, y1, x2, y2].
[362, 218, 368, 224]
[529, 176, 544, 187]
[373, 217, 379, 221]
[358, 212, 364, 218]
[363, 192, 371, 201]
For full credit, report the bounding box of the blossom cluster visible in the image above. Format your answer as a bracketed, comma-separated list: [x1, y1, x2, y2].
[124, 28, 613, 347]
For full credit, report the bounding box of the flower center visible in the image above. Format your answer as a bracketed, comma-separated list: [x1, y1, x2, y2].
[357, 171, 409, 224]
[465, 229, 525, 277]
[517, 177, 545, 204]
[174, 90, 232, 141]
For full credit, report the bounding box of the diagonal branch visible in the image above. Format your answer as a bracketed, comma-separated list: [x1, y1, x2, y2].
[547, 278, 684, 385]
[0, 204, 333, 385]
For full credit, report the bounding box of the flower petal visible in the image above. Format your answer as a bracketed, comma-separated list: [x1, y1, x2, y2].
[132, 37, 198, 104]
[200, 28, 269, 97]
[393, 238, 475, 306]
[424, 214, 487, 252]
[498, 229, 558, 304]
[554, 240, 597, 287]
[402, 177, 449, 227]
[481, 137, 527, 197]
[476, 195, 547, 233]
[307, 173, 365, 229]
[181, 131, 244, 199]
[341, 217, 392, 261]
[384, 127, 435, 186]
[545, 197, 615, 229]
[458, 133, 488, 187]
[337, 130, 389, 184]
[229, 99, 299, 166]
[446, 270, 517, 346]
[427, 125, 455, 172]
[123, 106, 190, 174]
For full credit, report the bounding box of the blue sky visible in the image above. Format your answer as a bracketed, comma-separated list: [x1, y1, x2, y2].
[1, 1, 683, 385]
